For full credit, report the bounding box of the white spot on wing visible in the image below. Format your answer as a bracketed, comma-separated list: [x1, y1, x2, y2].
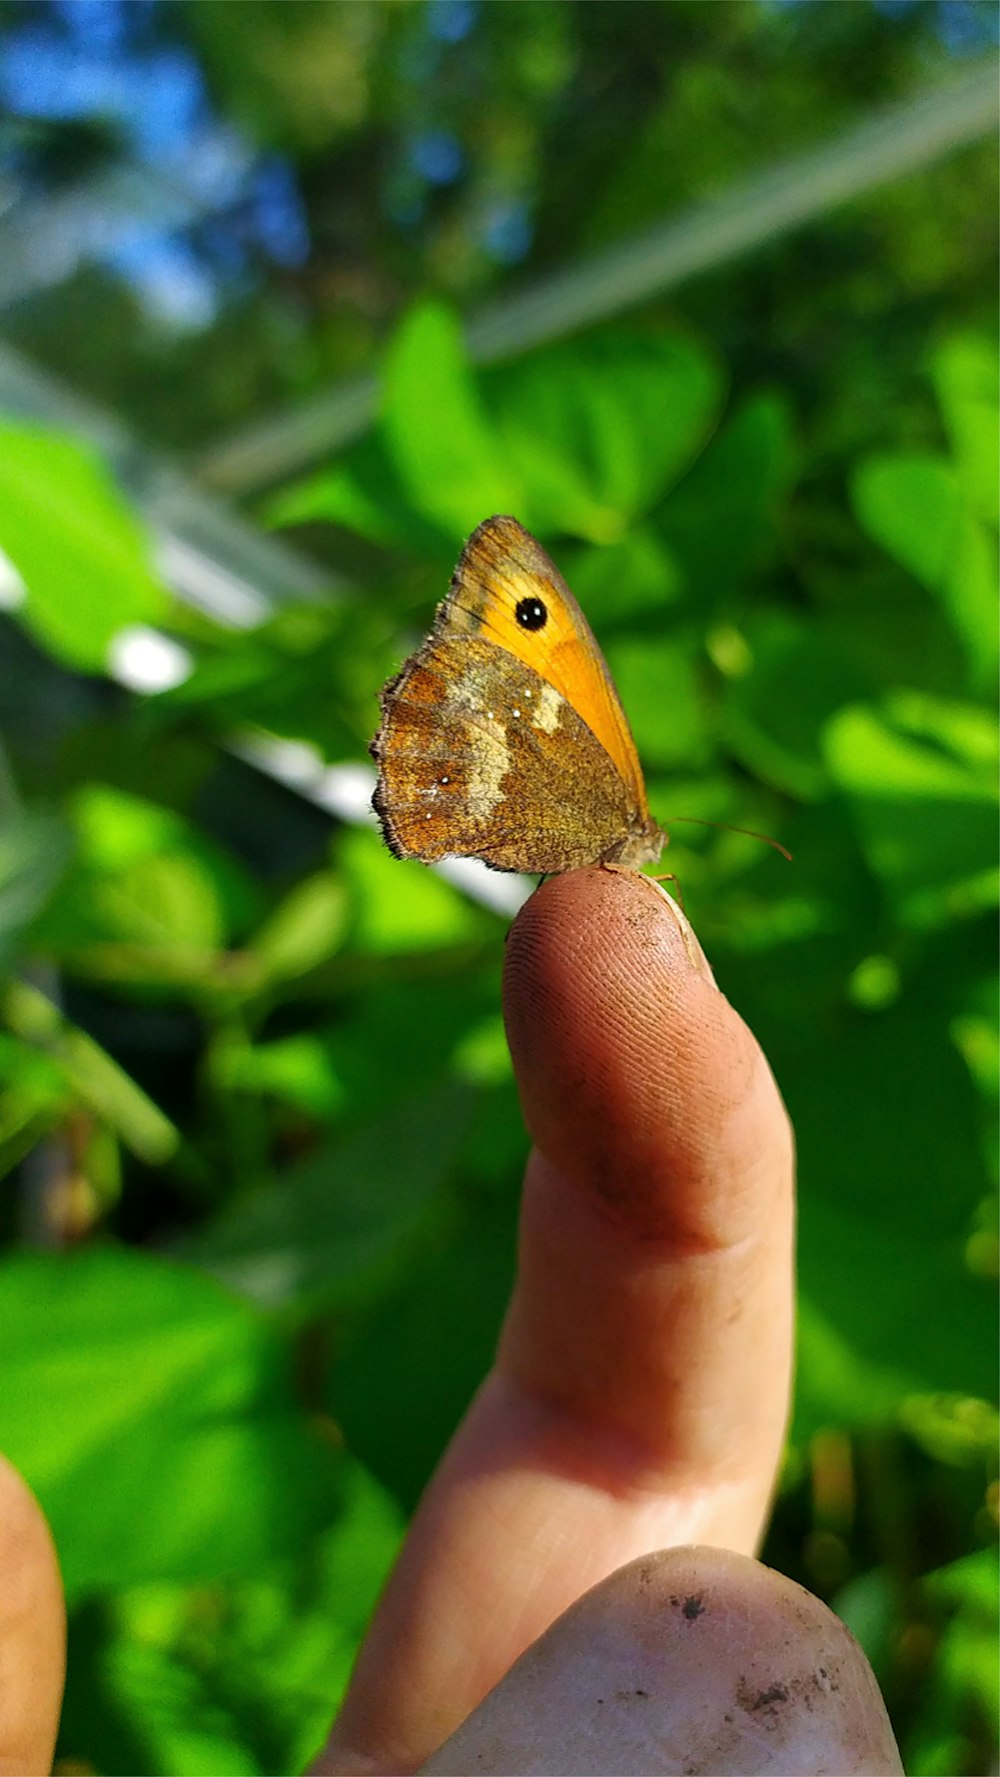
[532, 683, 563, 735]
[467, 722, 509, 824]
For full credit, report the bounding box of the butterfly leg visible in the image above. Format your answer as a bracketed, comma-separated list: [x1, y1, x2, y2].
[651, 870, 684, 912]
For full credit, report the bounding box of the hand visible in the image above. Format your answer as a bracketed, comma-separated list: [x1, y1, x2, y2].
[313, 867, 902, 1774]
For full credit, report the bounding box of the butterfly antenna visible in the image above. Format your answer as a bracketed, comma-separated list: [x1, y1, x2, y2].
[665, 816, 793, 862]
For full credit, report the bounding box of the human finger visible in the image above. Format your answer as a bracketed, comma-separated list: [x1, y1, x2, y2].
[317, 867, 794, 1772]
[0, 1454, 64, 1777]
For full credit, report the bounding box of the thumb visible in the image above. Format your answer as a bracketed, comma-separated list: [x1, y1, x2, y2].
[0, 1455, 64, 1777]
[421, 1545, 903, 1776]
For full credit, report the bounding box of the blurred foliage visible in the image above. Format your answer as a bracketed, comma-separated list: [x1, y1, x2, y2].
[0, 0, 997, 463]
[0, 3, 997, 1775]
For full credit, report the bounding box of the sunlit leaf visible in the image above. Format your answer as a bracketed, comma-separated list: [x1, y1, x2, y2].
[0, 1033, 69, 1180]
[825, 696, 999, 927]
[560, 525, 680, 629]
[266, 430, 445, 553]
[606, 635, 709, 770]
[31, 786, 263, 988]
[248, 873, 347, 984]
[208, 1032, 345, 1120]
[0, 423, 170, 672]
[909, 1550, 1000, 1774]
[340, 826, 493, 954]
[58, 1464, 402, 1777]
[380, 303, 521, 536]
[0, 1248, 337, 1602]
[852, 449, 998, 687]
[930, 333, 999, 527]
[1, 978, 180, 1164]
[484, 333, 723, 540]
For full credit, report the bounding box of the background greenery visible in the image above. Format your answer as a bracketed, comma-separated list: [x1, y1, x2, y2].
[0, 3, 996, 1773]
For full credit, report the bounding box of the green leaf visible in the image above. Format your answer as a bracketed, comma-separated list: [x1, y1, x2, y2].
[833, 1568, 896, 1678]
[824, 695, 999, 927]
[721, 611, 869, 801]
[852, 451, 998, 688]
[189, 1088, 472, 1309]
[924, 1547, 1000, 1617]
[341, 826, 492, 955]
[942, 504, 999, 692]
[0, 1248, 337, 1602]
[71, 785, 257, 932]
[248, 873, 347, 986]
[380, 302, 521, 536]
[327, 968, 501, 1122]
[605, 636, 709, 770]
[58, 1465, 402, 1777]
[72, 783, 192, 870]
[266, 429, 446, 554]
[0, 809, 73, 971]
[851, 453, 963, 591]
[165, 602, 389, 766]
[0, 1032, 69, 1180]
[793, 1297, 913, 1442]
[1, 978, 180, 1164]
[331, 1191, 517, 1509]
[909, 1549, 1000, 1774]
[900, 1393, 998, 1467]
[930, 333, 999, 527]
[787, 994, 998, 1415]
[485, 333, 723, 540]
[95, 852, 225, 954]
[852, 342, 999, 688]
[208, 1032, 345, 1120]
[658, 390, 796, 599]
[559, 527, 681, 627]
[0, 422, 170, 672]
[32, 786, 263, 990]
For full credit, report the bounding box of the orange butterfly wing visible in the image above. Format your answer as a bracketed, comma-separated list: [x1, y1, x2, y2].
[371, 515, 663, 873]
[440, 515, 651, 824]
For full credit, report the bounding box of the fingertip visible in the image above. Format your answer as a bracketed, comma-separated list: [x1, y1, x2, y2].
[503, 870, 718, 1139]
[502, 868, 789, 1245]
[505, 868, 714, 1008]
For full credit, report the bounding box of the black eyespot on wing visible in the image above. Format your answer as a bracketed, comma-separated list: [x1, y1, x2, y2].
[516, 596, 547, 631]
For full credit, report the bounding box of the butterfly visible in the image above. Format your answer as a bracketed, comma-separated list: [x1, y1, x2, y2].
[370, 515, 665, 875]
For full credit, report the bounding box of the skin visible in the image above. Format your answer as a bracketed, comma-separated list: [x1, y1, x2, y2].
[317, 865, 801, 1772]
[0, 866, 900, 1773]
[0, 1454, 64, 1776]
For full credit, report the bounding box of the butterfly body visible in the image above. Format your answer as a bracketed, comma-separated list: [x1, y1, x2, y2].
[371, 516, 664, 875]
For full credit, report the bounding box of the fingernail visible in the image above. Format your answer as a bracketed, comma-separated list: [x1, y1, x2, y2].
[638, 876, 718, 986]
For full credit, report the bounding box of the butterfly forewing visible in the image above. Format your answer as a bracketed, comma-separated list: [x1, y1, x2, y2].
[442, 517, 651, 821]
[371, 516, 664, 874]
